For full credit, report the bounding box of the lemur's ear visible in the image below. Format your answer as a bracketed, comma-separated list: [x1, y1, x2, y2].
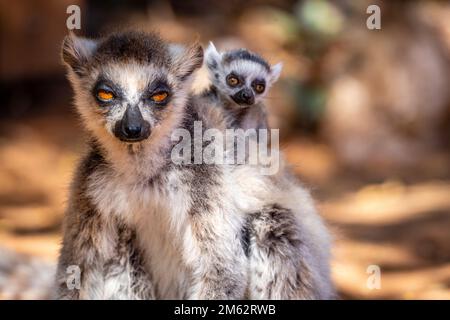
[269, 62, 283, 84]
[61, 32, 98, 76]
[170, 42, 203, 80]
[205, 42, 222, 70]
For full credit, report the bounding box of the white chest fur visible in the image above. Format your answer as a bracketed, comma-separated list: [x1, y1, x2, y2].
[87, 168, 194, 299]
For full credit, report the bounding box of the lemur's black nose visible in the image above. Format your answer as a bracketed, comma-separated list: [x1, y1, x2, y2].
[242, 91, 251, 100]
[124, 124, 142, 138]
[231, 88, 254, 106]
[114, 105, 151, 142]
[240, 88, 254, 105]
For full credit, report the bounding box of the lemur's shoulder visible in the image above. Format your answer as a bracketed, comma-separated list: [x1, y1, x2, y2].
[70, 142, 108, 189]
[190, 91, 228, 131]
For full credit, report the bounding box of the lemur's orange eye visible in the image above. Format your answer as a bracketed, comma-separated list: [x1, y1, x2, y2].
[151, 92, 168, 103]
[255, 84, 265, 93]
[97, 90, 114, 102]
[227, 76, 239, 87]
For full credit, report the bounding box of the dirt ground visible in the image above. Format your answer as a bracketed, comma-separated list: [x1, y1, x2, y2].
[0, 106, 449, 300]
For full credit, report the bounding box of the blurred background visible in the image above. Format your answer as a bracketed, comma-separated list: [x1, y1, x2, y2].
[0, 0, 449, 299]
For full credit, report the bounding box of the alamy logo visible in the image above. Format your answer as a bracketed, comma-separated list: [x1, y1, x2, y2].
[366, 5, 381, 30]
[66, 5, 81, 30]
[366, 265, 381, 290]
[171, 121, 280, 175]
[66, 265, 81, 290]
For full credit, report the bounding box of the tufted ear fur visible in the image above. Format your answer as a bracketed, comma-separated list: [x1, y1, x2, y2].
[61, 32, 98, 76]
[170, 41, 203, 81]
[204, 42, 223, 72]
[269, 62, 283, 85]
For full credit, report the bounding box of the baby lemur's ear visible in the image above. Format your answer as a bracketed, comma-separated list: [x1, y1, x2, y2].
[204, 42, 222, 70]
[269, 62, 283, 84]
[170, 42, 203, 81]
[61, 32, 98, 76]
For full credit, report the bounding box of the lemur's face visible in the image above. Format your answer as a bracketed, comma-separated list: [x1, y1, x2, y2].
[87, 63, 174, 143]
[205, 44, 282, 108]
[62, 32, 202, 144]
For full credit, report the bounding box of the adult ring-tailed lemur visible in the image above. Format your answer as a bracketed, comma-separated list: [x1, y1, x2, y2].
[56, 30, 335, 299]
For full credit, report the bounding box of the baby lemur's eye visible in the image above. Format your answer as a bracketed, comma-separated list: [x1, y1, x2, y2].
[96, 89, 115, 102]
[151, 91, 168, 103]
[226, 75, 239, 87]
[255, 84, 265, 93]
[252, 80, 266, 94]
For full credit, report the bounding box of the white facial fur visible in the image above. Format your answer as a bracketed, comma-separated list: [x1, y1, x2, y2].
[205, 42, 282, 106]
[72, 61, 185, 140]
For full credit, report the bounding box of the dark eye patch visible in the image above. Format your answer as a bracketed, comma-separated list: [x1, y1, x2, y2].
[251, 78, 266, 87]
[226, 72, 244, 87]
[144, 79, 171, 105]
[251, 78, 266, 93]
[92, 77, 123, 104]
[146, 79, 170, 94]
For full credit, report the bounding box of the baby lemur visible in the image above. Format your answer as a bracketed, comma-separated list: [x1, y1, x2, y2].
[56, 30, 334, 299]
[203, 42, 282, 130]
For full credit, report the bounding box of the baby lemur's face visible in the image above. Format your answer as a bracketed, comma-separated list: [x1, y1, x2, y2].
[62, 31, 202, 144]
[205, 43, 282, 108]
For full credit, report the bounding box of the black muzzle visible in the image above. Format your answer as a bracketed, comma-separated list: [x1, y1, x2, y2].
[114, 105, 151, 142]
[231, 88, 255, 106]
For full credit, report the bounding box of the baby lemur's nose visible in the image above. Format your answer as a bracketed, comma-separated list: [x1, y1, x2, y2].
[114, 105, 151, 142]
[241, 88, 254, 105]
